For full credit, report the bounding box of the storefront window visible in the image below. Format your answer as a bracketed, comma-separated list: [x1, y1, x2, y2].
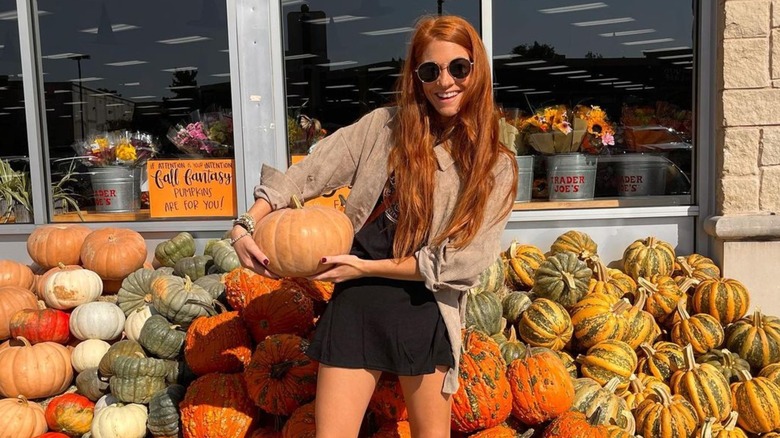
[0, 2, 32, 224]
[493, 0, 695, 208]
[37, 0, 234, 222]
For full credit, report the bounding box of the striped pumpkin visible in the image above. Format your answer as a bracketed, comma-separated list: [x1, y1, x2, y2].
[670, 299, 724, 354]
[620, 373, 669, 410]
[577, 339, 637, 391]
[501, 290, 533, 326]
[637, 341, 685, 382]
[571, 377, 633, 432]
[673, 254, 720, 282]
[531, 251, 592, 310]
[759, 363, 780, 386]
[499, 326, 527, 365]
[588, 258, 637, 301]
[670, 344, 732, 423]
[556, 349, 579, 379]
[451, 328, 512, 433]
[549, 230, 598, 261]
[621, 290, 661, 350]
[724, 310, 780, 370]
[470, 257, 506, 296]
[696, 412, 748, 438]
[692, 278, 750, 326]
[465, 290, 503, 336]
[634, 386, 699, 438]
[516, 298, 573, 351]
[729, 370, 780, 434]
[569, 293, 629, 350]
[507, 348, 575, 425]
[696, 349, 751, 384]
[622, 236, 676, 281]
[503, 241, 545, 290]
[638, 275, 685, 321]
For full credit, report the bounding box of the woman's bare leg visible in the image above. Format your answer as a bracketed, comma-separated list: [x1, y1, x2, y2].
[315, 364, 381, 438]
[398, 366, 452, 438]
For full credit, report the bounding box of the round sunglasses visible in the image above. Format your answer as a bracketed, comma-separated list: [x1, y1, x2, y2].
[415, 58, 474, 83]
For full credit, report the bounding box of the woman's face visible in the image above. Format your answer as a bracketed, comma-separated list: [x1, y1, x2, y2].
[418, 40, 472, 120]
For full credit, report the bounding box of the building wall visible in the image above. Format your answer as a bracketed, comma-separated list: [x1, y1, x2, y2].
[712, 0, 780, 314]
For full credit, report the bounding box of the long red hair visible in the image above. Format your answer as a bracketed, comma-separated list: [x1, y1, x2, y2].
[389, 15, 517, 258]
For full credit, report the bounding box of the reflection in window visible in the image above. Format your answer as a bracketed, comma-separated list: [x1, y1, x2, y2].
[493, 0, 695, 207]
[0, 2, 32, 223]
[37, 0, 233, 222]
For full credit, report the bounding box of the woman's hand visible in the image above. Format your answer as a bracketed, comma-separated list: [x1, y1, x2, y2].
[230, 225, 279, 278]
[309, 255, 368, 283]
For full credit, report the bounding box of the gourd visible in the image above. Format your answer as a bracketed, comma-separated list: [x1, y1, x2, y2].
[80, 227, 148, 281]
[0, 395, 47, 438]
[193, 274, 226, 301]
[621, 290, 661, 349]
[43, 267, 103, 310]
[0, 286, 38, 339]
[98, 339, 145, 378]
[696, 348, 751, 384]
[9, 308, 70, 345]
[697, 413, 748, 438]
[150, 274, 213, 327]
[724, 310, 780, 369]
[588, 257, 637, 300]
[180, 373, 256, 438]
[729, 370, 780, 434]
[692, 278, 750, 325]
[147, 384, 186, 438]
[634, 386, 698, 438]
[184, 302, 253, 375]
[507, 347, 575, 425]
[0, 337, 73, 399]
[138, 315, 186, 360]
[464, 289, 503, 336]
[499, 326, 527, 365]
[44, 393, 94, 436]
[75, 367, 110, 401]
[469, 257, 506, 297]
[621, 372, 669, 410]
[253, 195, 354, 277]
[116, 267, 173, 316]
[450, 328, 512, 433]
[669, 344, 732, 423]
[502, 241, 545, 290]
[532, 251, 592, 309]
[69, 301, 126, 341]
[90, 402, 148, 438]
[26, 224, 92, 270]
[123, 306, 155, 342]
[244, 334, 319, 416]
[569, 292, 629, 350]
[674, 254, 720, 282]
[638, 275, 686, 321]
[759, 362, 780, 385]
[172, 255, 214, 281]
[154, 232, 196, 267]
[622, 236, 676, 280]
[109, 353, 169, 404]
[571, 377, 633, 432]
[204, 239, 241, 273]
[501, 290, 533, 326]
[517, 298, 573, 351]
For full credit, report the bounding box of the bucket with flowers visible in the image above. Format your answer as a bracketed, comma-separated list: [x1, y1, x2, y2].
[167, 110, 233, 158]
[72, 130, 158, 212]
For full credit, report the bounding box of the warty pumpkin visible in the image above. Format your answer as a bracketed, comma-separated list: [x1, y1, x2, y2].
[577, 339, 637, 391]
[670, 299, 724, 354]
[670, 344, 732, 423]
[287, 277, 335, 302]
[0, 286, 39, 340]
[244, 333, 319, 416]
[697, 412, 748, 438]
[0, 337, 73, 399]
[542, 409, 608, 438]
[692, 278, 750, 326]
[44, 393, 94, 436]
[0, 395, 47, 438]
[451, 328, 512, 433]
[368, 374, 408, 422]
[469, 423, 530, 438]
[634, 386, 699, 438]
[254, 195, 354, 277]
[637, 341, 685, 382]
[241, 281, 316, 342]
[90, 402, 148, 438]
[223, 267, 282, 312]
[724, 310, 780, 369]
[622, 236, 676, 280]
[729, 370, 780, 434]
[371, 420, 412, 438]
[531, 251, 592, 309]
[281, 400, 316, 438]
[9, 308, 70, 345]
[154, 231, 196, 267]
[516, 297, 573, 351]
[184, 302, 253, 375]
[502, 240, 545, 290]
[507, 347, 575, 425]
[0, 259, 34, 290]
[80, 227, 148, 281]
[26, 224, 92, 270]
[146, 384, 186, 438]
[180, 372, 256, 438]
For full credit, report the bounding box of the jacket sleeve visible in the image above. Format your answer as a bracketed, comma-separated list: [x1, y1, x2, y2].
[253, 108, 390, 210]
[416, 154, 515, 293]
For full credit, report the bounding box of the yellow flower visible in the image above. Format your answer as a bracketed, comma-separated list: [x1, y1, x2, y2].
[115, 142, 137, 161]
[94, 137, 109, 151]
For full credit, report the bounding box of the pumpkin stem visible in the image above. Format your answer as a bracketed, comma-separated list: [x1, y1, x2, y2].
[722, 349, 734, 368]
[213, 300, 228, 315]
[270, 360, 295, 379]
[628, 373, 645, 393]
[604, 376, 621, 394]
[612, 298, 633, 315]
[633, 289, 648, 311]
[682, 344, 698, 372]
[724, 411, 739, 431]
[678, 277, 699, 294]
[508, 325, 519, 343]
[636, 277, 658, 297]
[291, 195, 304, 209]
[646, 236, 658, 248]
[15, 336, 31, 347]
[15, 394, 29, 406]
[753, 310, 763, 328]
[735, 369, 752, 382]
[519, 429, 535, 438]
[561, 271, 577, 291]
[592, 257, 610, 282]
[651, 385, 673, 407]
[699, 417, 717, 438]
[639, 342, 656, 358]
[184, 298, 217, 317]
[676, 298, 690, 321]
[676, 256, 694, 278]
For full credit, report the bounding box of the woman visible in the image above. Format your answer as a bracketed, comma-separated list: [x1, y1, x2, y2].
[231, 15, 517, 437]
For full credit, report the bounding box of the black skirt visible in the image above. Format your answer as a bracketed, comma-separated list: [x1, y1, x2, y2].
[305, 200, 454, 375]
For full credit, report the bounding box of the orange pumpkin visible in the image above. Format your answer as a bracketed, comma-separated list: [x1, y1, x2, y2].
[368, 374, 408, 422]
[542, 410, 608, 438]
[508, 347, 575, 425]
[288, 277, 335, 302]
[281, 401, 316, 438]
[26, 224, 92, 270]
[241, 282, 315, 342]
[80, 227, 148, 280]
[371, 420, 412, 438]
[0, 337, 73, 399]
[254, 195, 354, 277]
[0, 260, 34, 290]
[0, 395, 47, 437]
[223, 267, 281, 312]
[0, 286, 38, 340]
[179, 372, 256, 438]
[44, 393, 94, 436]
[184, 303, 253, 375]
[469, 424, 526, 437]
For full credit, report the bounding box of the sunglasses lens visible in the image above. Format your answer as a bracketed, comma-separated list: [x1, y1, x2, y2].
[417, 62, 439, 82]
[449, 59, 472, 79]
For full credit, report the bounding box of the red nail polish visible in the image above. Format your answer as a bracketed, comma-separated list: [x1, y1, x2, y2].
[262, 259, 270, 266]
[321, 257, 327, 263]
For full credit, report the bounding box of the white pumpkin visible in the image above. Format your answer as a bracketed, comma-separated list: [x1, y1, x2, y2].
[91, 402, 148, 438]
[71, 339, 111, 373]
[70, 302, 125, 341]
[44, 268, 103, 310]
[94, 393, 119, 415]
[123, 305, 155, 342]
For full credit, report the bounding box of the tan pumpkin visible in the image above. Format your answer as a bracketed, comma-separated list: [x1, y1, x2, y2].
[729, 370, 780, 434]
[90, 402, 148, 438]
[0, 260, 34, 290]
[71, 339, 112, 373]
[26, 224, 92, 270]
[43, 267, 103, 310]
[254, 195, 354, 277]
[35, 263, 83, 300]
[670, 344, 732, 423]
[0, 337, 73, 399]
[0, 286, 38, 340]
[622, 236, 676, 280]
[692, 278, 750, 326]
[670, 299, 724, 354]
[123, 305, 155, 343]
[0, 395, 47, 437]
[80, 228, 148, 281]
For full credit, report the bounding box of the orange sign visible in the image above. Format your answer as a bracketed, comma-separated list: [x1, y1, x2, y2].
[147, 159, 237, 218]
[291, 154, 350, 211]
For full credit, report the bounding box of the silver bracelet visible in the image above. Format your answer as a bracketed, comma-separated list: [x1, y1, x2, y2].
[232, 213, 256, 234]
[229, 232, 251, 246]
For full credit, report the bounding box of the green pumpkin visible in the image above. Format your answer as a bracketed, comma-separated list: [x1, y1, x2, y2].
[151, 274, 213, 327]
[173, 255, 214, 281]
[116, 267, 175, 316]
[76, 367, 110, 401]
[109, 352, 169, 404]
[502, 290, 533, 325]
[499, 326, 527, 365]
[468, 257, 506, 297]
[147, 384, 187, 437]
[98, 339, 146, 378]
[204, 239, 241, 273]
[532, 251, 592, 309]
[154, 232, 196, 267]
[163, 360, 197, 386]
[193, 273, 226, 301]
[465, 290, 503, 335]
[697, 348, 752, 383]
[138, 314, 187, 360]
[571, 377, 633, 431]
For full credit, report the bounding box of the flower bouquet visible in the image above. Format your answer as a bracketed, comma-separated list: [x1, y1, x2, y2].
[519, 105, 614, 155]
[575, 105, 616, 154]
[167, 110, 234, 158]
[73, 130, 159, 167]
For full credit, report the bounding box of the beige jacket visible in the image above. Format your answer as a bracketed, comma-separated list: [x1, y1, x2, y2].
[254, 107, 515, 394]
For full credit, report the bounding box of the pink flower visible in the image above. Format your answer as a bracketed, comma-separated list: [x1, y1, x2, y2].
[602, 132, 615, 146]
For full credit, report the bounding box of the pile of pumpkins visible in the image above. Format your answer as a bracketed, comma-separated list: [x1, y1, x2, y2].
[0, 224, 778, 438]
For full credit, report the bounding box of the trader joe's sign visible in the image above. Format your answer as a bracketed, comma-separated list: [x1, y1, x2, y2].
[148, 159, 236, 218]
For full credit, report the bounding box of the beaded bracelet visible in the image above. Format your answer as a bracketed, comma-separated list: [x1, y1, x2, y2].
[229, 232, 251, 246]
[232, 213, 255, 234]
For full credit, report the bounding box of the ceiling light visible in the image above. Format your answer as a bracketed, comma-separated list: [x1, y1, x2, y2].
[290, 81, 309, 85]
[141, 112, 161, 116]
[599, 29, 655, 37]
[62, 102, 86, 106]
[368, 66, 395, 72]
[614, 83, 640, 88]
[611, 81, 632, 85]
[524, 90, 552, 94]
[585, 77, 619, 82]
[317, 61, 358, 67]
[673, 60, 693, 65]
[211, 73, 230, 77]
[167, 85, 197, 90]
[168, 107, 191, 111]
[129, 95, 156, 99]
[285, 53, 317, 61]
[549, 70, 587, 75]
[157, 36, 211, 45]
[505, 60, 547, 66]
[362, 27, 414, 36]
[42, 52, 87, 60]
[325, 84, 355, 89]
[568, 74, 592, 79]
[657, 53, 693, 60]
[168, 97, 193, 102]
[105, 60, 148, 67]
[69, 77, 102, 82]
[540, 2, 607, 14]
[89, 92, 114, 97]
[161, 66, 198, 72]
[529, 65, 569, 71]
[80, 24, 140, 34]
[493, 54, 520, 60]
[137, 105, 157, 109]
[642, 46, 690, 53]
[622, 38, 675, 46]
[572, 17, 635, 27]
[507, 88, 536, 92]
[106, 103, 125, 107]
[53, 90, 71, 94]
[494, 85, 518, 90]
[123, 82, 140, 86]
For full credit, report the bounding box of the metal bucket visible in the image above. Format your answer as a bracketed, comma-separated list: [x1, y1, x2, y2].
[515, 155, 534, 203]
[614, 154, 668, 196]
[546, 153, 598, 201]
[90, 166, 141, 212]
